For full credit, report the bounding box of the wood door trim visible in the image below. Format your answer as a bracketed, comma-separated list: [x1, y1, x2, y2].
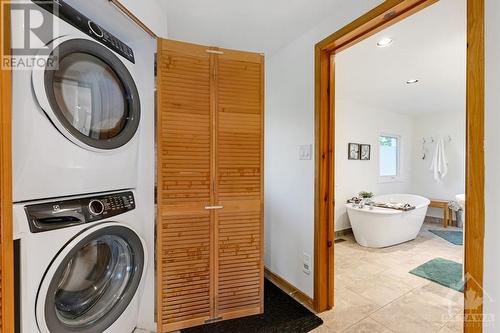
[313, 46, 332, 311]
[465, 0, 485, 330]
[314, 2, 485, 333]
[1, 1, 14, 331]
[316, 0, 438, 54]
[108, 0, 157, 38]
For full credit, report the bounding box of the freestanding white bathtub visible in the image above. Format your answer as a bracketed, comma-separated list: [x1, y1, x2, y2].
[346, 194, 430, 248]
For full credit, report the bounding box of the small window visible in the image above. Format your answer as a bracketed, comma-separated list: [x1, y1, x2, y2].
[379, 135, 400, 181]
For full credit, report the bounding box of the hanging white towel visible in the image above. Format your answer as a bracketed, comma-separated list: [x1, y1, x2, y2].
[429, 138, 448, 183]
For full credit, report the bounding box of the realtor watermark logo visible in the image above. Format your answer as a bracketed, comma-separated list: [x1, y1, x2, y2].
[444, 272, 494, 329]
[1, 0, 60, 70]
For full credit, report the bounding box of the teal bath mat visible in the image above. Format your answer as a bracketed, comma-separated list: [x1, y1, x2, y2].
[429, 230, 463, 245]
[410, 258, 464, 292]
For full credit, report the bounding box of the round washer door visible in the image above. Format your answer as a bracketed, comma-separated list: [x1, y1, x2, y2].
[32, 37, 141, 151]
[36, 223, 146, 333]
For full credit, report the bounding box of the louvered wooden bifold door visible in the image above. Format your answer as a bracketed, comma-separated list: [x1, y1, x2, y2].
[156, 39, 264, 332]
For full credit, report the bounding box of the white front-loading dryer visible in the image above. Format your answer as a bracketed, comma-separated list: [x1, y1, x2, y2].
[14, 190, 147, 333]
[12, 0, 142, 202]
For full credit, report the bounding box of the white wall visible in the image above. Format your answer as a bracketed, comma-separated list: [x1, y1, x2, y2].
[410, 112, 466, 218]
[264, 0, 384, 298]
[483, 0, 500, 330]
[120, 0, 168, 37]
[334, 99, 414, 231]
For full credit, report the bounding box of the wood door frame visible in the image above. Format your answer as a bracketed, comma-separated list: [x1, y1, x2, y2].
[1, 1, 15, 331]
[313, 1, 485, 332]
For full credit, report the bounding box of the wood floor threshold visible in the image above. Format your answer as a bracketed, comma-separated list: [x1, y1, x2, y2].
[334, 228, 353, 239]
[264, 268, 316, 313]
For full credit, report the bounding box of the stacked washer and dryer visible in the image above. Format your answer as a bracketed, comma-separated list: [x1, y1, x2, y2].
[12, 1, 149, 332]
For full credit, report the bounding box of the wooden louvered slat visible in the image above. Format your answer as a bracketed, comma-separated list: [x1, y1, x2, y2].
[215, 50, 264, 319]
[156, 39, 214, 332]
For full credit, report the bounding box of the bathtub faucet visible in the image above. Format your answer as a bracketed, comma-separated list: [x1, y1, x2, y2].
[358, 199, 365, 209]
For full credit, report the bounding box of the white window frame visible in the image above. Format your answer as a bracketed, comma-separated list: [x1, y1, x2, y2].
[378, 133, 402, 183]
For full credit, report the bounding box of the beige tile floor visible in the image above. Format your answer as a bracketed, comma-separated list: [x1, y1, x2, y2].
[134, 222, 463, 333]
[312, 222, 464, 333]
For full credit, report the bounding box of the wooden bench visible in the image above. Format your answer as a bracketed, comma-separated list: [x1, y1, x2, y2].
[429, 199, 452, 227]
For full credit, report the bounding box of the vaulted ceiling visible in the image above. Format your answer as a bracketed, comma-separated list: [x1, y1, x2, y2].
[335, 0, 466, 115]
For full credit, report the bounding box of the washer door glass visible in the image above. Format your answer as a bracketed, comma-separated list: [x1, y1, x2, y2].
[43, 225, 144, 332]
[44, 39, 140, 150]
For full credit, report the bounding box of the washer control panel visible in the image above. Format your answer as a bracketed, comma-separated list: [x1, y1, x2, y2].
[34, 0, 135, 63]
[25, 191, 135, 233]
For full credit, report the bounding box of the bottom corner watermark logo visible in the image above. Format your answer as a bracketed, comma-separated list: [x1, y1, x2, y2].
[1, 0, 60, 70]
[443, 272, 495, 328]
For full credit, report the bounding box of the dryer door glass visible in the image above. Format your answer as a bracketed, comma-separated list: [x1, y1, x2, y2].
[43, 225, 144, 332]
[44, 39, 141, 150]
[53, 53, 127, 140]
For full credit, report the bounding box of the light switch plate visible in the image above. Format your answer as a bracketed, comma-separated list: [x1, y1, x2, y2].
[303, 253, 311, 275]
[299, 144, 312, 160]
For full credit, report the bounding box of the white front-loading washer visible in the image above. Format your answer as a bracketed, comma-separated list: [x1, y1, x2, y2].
[12, 0, 142, 202]
[14, 190, 147, 333]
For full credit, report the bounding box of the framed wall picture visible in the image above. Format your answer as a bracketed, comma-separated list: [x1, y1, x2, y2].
[360, 144, 371, 160]
[348, 143, 360, 160]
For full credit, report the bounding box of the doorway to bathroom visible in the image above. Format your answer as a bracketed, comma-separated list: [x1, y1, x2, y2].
[313, 0, 484, 332]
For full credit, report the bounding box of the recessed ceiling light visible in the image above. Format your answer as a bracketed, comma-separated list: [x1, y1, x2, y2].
[377, 37, 393, 47]
[406, 79, 419, 84]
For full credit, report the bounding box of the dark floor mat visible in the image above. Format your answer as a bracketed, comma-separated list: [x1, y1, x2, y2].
[181, 279, 323, 333]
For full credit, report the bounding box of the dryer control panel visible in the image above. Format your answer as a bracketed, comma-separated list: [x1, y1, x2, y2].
[25, 191, 135, 233]
[34, 0, 136, 63]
